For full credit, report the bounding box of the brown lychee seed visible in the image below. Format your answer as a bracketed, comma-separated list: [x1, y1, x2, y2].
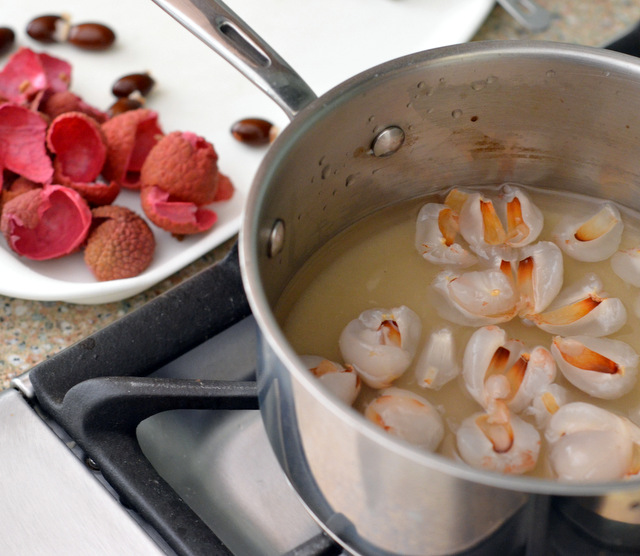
[112, 72, 155, 98]
[106, 97, 144, 118]
[230, 117, 275, 147]
[0, 27, 15, 55]
[26, 15, 115, 51]
[67, 23, 116, 51]
[26, 15, 70, 44]
[84, 205, 155, 281]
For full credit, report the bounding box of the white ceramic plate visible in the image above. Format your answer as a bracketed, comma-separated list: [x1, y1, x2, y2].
[2, 0, 494, 304]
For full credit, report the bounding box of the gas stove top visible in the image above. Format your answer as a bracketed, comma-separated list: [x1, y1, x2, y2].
[0, 246, 343, 556]
[5, 316, 338, 555]
[2, 246, 640, 556]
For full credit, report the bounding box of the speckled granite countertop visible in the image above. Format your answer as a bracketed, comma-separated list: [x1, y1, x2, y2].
[2, 0, 640, 390]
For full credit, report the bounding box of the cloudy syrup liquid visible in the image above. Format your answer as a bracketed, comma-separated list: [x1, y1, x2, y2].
[275, 185, 640, 479]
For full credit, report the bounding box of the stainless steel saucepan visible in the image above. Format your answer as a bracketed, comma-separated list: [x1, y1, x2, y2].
[152, 1, 640, 553]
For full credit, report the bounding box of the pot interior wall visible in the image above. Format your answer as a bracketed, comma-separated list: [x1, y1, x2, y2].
[247, 42, 640, 306]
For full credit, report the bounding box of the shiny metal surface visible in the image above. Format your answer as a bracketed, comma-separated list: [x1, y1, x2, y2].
[137, 316, 327, 556]
[145, 1, 640, 553]
[240, 42, 640, 554]
[150, 0, 316, 118]
[371, 126, 406, 158]
[10, 374, 34, 399]
[0, 389, 165, 555]
[267, 219, 286, 258]
[140, 409, 325, 556]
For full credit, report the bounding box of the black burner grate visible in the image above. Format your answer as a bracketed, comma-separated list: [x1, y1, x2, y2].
[28, 245, 341, 556]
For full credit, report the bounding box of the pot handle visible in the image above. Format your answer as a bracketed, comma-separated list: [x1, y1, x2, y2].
[150, 0, 317, 119]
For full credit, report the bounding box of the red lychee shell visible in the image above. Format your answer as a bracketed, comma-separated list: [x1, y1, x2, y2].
[140, 185, 217, 235]
[46, 111, 119, 206]
[0, 103, 53, 188]
[47, 111, 107, 182]
[101, 108, 163, 189]
[0, 48, 71, 105]
[84, 205, 155, 281]
[140, 131, 219, 205]
[214, 173, 234, 202]
[1, 184, 91, 260]
[38, 51, 72, 96]
[40, 91, 107, 123]
[59, 179, 120, 207]
[0, 177, 41, 213]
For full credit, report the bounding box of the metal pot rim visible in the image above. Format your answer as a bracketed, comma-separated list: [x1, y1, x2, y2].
[240, 39, 640, 496]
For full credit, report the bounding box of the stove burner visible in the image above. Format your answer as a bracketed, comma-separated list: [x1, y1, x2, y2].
[26, 245, 345, 555]
[24, 245, 640, 556]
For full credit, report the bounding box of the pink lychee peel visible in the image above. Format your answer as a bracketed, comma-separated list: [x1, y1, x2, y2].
[1, 184, 92, 260]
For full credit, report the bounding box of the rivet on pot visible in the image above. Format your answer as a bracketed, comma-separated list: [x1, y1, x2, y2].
[268, 219, 285, 258]
[371, 126, 405, 157]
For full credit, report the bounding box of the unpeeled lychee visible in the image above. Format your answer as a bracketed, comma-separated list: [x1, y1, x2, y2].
[1, 184, 91, 260]
[84, 205, 155, 281]
[140, 131, 220, 205]
[138, 131, 234, 235]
